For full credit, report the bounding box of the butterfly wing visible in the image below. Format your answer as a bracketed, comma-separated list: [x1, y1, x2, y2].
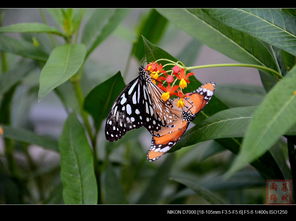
[142, 77, 179, 133]
[147, 82, 216, 161]
[105, 77, 144, 141]
[105, 67, 179, 142]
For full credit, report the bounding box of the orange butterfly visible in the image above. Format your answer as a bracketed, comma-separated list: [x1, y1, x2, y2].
[147, 82, 215, 161]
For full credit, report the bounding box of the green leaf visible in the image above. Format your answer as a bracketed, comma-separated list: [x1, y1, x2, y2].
[46, 9, 64, 28]
[38, 44, 86, 100]
[20, 32, 56, 54]
[0, 22, 65, 37]
[172, 106, 256, 152]
[216, 84, 265, 107]
[101, 163, 127, 204]
[173, 106, 296, 153]
[205, 8, 296, 56]
[177, 38, 202, 66]
[157, 8, 277, 70]
[279, 50, 295, 73]
[112, 24, 137, 43]
[174, 141, 225, 170]
[171, 175, 226, 204]
[227, 66, 296, 177]
[132, 9, 168, 61]
[0, 35, 48, 61]
[0, 173, 23, 203]
[136, 154, 175, 204]
[84, 71, 125, 129]
[81, 8, 129, 58]
[43, 182, 64, 204]
[143, 35, 176, 63]
[269, 140, 292, 179]
[0, 60, 35, 99]
[199, 171, 265, 191]
[282, 9, 296, 17]
[71, 9, 85, 34]
[59, 113, 97, 204]
[1, 126, 58, 151]
[259, 70, 279, 92]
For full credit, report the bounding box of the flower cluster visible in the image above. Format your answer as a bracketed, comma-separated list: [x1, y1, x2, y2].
[145, 61, 194, 108]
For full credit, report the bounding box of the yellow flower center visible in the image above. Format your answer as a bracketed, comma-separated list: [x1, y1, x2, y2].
[161, 92, 170, 101]
[177, 98, 185, 108]
[179, 78, 187, 89]
[150, 71, 159, 80]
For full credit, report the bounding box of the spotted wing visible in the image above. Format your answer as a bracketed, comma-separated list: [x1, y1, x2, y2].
[147, 82, 216, 161]
[105, 76, 145, 141]
[105, 67, 178, 142]
[144, 80, 179, 131]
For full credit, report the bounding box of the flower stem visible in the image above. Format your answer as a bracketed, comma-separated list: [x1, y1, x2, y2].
[155, 58, 182, 67]
[186, 63, 282, 79]
[154, 58, 282, 79]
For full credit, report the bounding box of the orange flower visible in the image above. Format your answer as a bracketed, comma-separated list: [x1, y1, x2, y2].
[173, 69, 194, 89]
[158, 84, 179, 101]
[146, 61, 195, 100]
[145, 62, 166, 74]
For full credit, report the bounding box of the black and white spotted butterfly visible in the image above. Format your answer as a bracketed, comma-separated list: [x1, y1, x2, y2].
[105, 66, 179, 142]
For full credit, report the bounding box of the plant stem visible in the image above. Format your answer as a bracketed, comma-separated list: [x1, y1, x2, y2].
[1, 85, 18, 178]
[154, 58, 282, 80]
[24, 147, 45, 202]
[186, 63, 282, 79]
[0, 11, 8, 73]
[71, 75, 94, 144]
[270, 45, 283, 76]
[4, 138, 17, 176]
[287, 136, 296, 203]
[0, 52, 8, 73]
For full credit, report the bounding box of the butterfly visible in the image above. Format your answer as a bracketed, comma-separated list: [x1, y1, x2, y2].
[105, 66, 215, 161]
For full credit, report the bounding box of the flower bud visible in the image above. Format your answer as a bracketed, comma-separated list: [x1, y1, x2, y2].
[161, 92, 170, 101]
[179, 78, 187, 89]
[166, 75, 174, 84]
[172, 65, 181, 74]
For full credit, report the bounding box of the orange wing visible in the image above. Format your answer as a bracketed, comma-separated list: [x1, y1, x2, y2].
[147, 82, 216, 161]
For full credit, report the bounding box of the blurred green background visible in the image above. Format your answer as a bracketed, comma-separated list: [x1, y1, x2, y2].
[0, 8, 281, 204]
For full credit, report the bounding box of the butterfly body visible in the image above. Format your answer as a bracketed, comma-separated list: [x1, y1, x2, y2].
[105, 66, 215, 161]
